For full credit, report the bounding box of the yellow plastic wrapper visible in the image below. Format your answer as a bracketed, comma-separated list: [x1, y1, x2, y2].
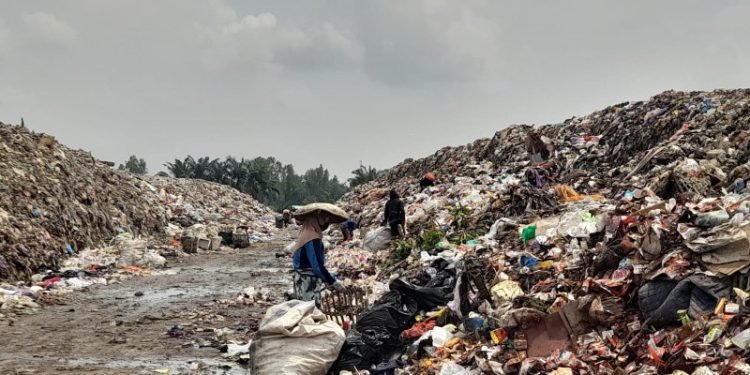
[554, 184, 603, 202]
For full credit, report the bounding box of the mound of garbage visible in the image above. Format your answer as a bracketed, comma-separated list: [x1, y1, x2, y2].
[0, 123, 166, 281]
[0, 123, 278, 282]
[146, 176, 277, 244]
[321, 89, 750, 374]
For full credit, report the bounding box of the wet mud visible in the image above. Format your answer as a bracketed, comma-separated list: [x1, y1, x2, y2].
[0, 242, 291, 374]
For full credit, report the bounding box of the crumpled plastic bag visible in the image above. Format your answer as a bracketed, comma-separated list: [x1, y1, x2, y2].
[520, 225, 536, 243]
[491, 280, 525, 303]
[732, 328, 750, 350]
[440, 362, 471, 375]
[431, 326, 454, 348]
[391, 273, 455, 311]
[557, 211, 606, 238]
[484, 218, 517, 240]
[691, 367, 718, 375]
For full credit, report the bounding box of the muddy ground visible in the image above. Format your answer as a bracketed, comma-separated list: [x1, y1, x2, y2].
[0, 241, 291, 375]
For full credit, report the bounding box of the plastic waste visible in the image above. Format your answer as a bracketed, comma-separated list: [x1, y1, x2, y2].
[331, 291, 418, 372]
[440, 362, 469, 375]
[226, 342, 251, 356]
[431, 326, 454, 348]
[250, 300, 345, 375]
[731, 328, 750, 350]
[491, 280, 524, 303]
[691, 367, 718, 375]
[694, 209, 730, 227]
[520, 225, 536, 243]
[363, 227, 392, 252]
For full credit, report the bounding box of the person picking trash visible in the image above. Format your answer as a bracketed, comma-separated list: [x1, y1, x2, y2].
[291, 203, 347, 302]
[281, 209, 293, 227]
[339, 218, 359, 243]
[419, 172, 438, 189]
[383, 189, 406, 237]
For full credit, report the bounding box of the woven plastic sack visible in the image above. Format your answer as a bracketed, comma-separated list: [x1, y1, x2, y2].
[250, 300, 345, 375]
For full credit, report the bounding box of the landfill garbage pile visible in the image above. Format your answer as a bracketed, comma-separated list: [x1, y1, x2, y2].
[1, 231, 171, 321]
[0, 123, 166, 281]
[341, 89, 750, 229]
[318, 89, 750, 374]
[371, 89, 750, 190]
[146, 176, 277, 244]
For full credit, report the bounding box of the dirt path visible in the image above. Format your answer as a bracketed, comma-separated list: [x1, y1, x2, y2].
[0, 241, 292, 375]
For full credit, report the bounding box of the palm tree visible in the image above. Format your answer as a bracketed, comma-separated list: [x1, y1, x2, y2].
[190, 156, 212, 180]
[206, 158, 226, 184]
[165, 158, 191, 178]
[348, 165, 380, 188]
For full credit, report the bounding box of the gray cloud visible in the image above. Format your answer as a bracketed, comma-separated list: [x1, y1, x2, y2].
[0, 0, 749, 180]
[22, 12, 78, 47]
[0, 18, 11, 57]
[196, 7, 362, 72]
[352, 0, 502, 86]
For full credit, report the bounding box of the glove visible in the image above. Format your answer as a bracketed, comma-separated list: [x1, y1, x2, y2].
[332, 280, 345, 291]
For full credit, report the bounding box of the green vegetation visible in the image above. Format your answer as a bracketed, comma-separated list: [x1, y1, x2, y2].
[118, 155, 147, 175]
[418, 228, 446, 251]
[448, 230, 480, 245]
[348, 165, 382, 188]
[391, 238, 417, 262]
[449, 205, 472, 229]
[165, 156, 347, 211]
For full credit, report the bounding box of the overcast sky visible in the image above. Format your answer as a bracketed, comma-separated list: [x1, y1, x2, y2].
[1, 0, 749, 179]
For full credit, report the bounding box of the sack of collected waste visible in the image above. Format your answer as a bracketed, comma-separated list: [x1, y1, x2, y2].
[363, 227, 391, 252]
[249, 300, 345, 375]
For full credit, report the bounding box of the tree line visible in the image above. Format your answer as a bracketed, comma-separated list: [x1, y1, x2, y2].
[117, 155, 382, 210]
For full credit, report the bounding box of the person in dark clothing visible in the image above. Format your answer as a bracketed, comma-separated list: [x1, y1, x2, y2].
[339, 219, 358, 243]
[383, 189, 406, 237]
[281, 209, 293, 227]
[419, 172, 438, 189]
[291, 211, 343, 301]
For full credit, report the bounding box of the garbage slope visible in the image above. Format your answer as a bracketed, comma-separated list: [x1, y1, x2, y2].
[0, 123, 167, 280]
[327, 89, 750, 373]
[340, 89, 750, 229]
[145, 176, 277, 241]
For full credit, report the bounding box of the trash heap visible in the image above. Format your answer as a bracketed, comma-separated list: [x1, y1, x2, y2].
[320, 90, 750, 374]
[0, 123, 166, 281]
[146, 176, 277, 244]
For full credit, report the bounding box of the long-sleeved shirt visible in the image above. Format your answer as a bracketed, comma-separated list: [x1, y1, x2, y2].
[383, 199, 406, 226]
[292, 239, 336, 284]
[340, 219, 359, 231]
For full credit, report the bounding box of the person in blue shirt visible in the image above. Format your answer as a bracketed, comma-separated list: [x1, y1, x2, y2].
[291, 211, 344, 301]
[339, 218, 359, 243]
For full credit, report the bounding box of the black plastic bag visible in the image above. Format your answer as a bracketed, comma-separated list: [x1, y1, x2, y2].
[638, 274, 730, 327]
[390, 272, 455, 311]
[330, 329, 380, 372]
[330, 291, 418, 372]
